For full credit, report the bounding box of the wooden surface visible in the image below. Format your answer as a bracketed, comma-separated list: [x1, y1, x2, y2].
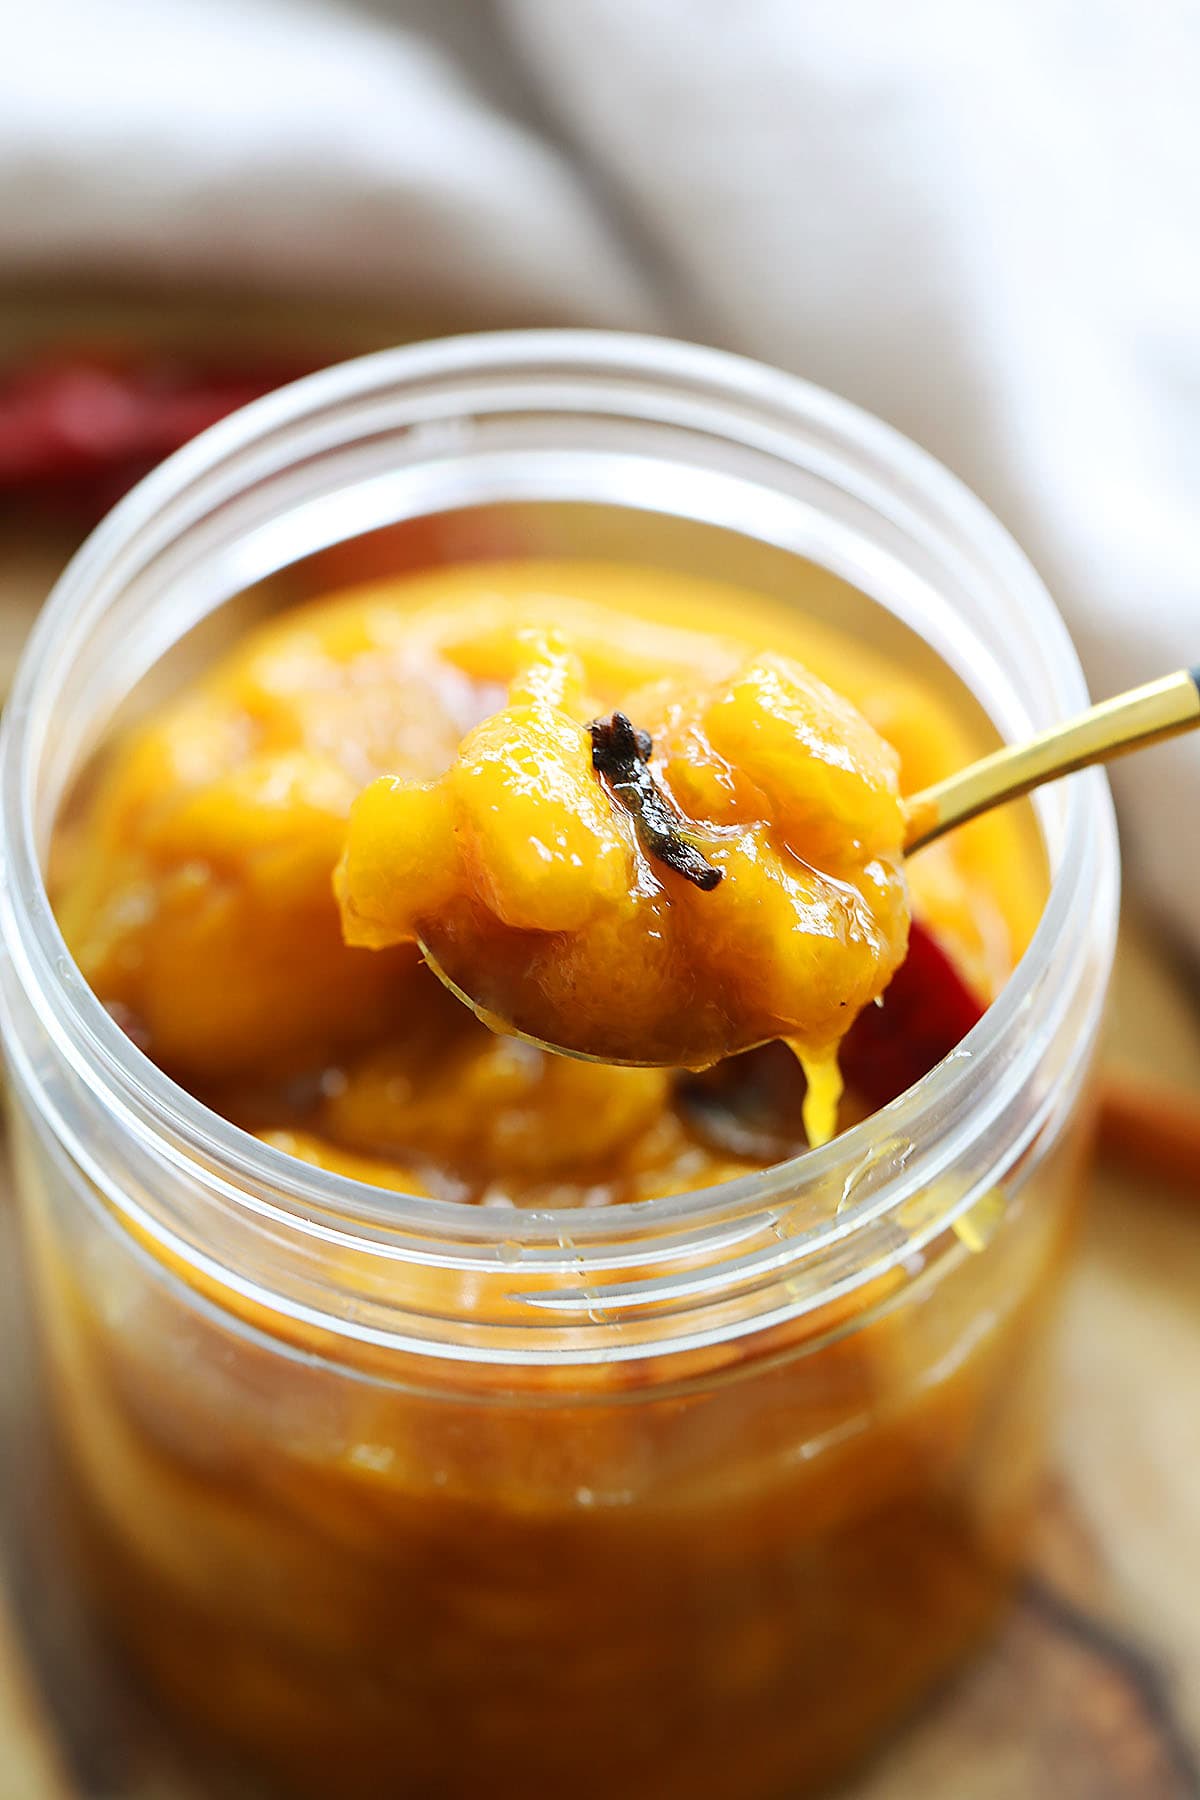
[847, 920, 1200, 1800]
[1, 528, 1200, 1799]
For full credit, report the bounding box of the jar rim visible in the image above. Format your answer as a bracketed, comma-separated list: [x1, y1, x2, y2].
[0, 330, 1119, 1360]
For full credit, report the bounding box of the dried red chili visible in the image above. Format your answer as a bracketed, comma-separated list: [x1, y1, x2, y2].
[0, 350, 318, 522]
[839, 919, 985, 1109]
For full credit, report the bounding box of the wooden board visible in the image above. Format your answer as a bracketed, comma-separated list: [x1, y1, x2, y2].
[1, 525, 1199, 1799]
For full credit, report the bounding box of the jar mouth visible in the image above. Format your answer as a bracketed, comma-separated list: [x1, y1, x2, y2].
[0, 331, 1118, 1357]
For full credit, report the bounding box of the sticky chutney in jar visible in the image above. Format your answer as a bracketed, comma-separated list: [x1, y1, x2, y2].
[30, 557, 1076, 1799]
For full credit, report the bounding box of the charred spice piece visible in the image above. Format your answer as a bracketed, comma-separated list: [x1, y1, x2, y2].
[678, 1045, 809, 1162]
[590, 711, 724, 892]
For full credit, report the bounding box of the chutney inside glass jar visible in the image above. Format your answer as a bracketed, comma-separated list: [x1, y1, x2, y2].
[0, 334, 1118, 1799]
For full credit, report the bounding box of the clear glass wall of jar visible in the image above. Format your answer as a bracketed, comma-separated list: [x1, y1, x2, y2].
[0, 334, 1118, 1798]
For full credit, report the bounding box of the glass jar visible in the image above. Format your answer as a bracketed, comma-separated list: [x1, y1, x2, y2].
[0, 333, 1118, 1799]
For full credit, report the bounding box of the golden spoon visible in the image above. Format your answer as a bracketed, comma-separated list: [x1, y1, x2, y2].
[422, 665, 1200, 1064]
[902, 663, 1200, 852]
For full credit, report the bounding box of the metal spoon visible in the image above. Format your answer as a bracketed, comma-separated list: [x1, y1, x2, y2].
[421, 664, 1200, 1065]
[901, 663, 1200, 852]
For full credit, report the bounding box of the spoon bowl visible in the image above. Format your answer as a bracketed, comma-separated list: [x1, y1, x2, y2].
[422, 665, 1200, 1069]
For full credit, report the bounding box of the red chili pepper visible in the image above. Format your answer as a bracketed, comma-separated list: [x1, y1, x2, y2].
[0, 350, 319, 522]
[840, 919, 986, 1109]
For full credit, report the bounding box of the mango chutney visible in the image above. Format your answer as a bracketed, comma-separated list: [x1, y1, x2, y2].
[335, 626, 910, 1108]
[31, 558, 1078, 1799]
[54, 562, 1033, 1197]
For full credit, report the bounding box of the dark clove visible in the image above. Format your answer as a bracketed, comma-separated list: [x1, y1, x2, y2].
[589, 712, 723, 892]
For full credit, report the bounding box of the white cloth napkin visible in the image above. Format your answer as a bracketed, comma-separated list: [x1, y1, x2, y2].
[4, 0, 1198, 954]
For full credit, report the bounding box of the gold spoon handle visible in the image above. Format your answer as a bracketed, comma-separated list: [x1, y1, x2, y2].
[904, 665, 1200, 854]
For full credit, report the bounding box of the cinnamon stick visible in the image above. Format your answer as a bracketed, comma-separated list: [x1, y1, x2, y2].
[1097, 1070, 1200, 1196]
